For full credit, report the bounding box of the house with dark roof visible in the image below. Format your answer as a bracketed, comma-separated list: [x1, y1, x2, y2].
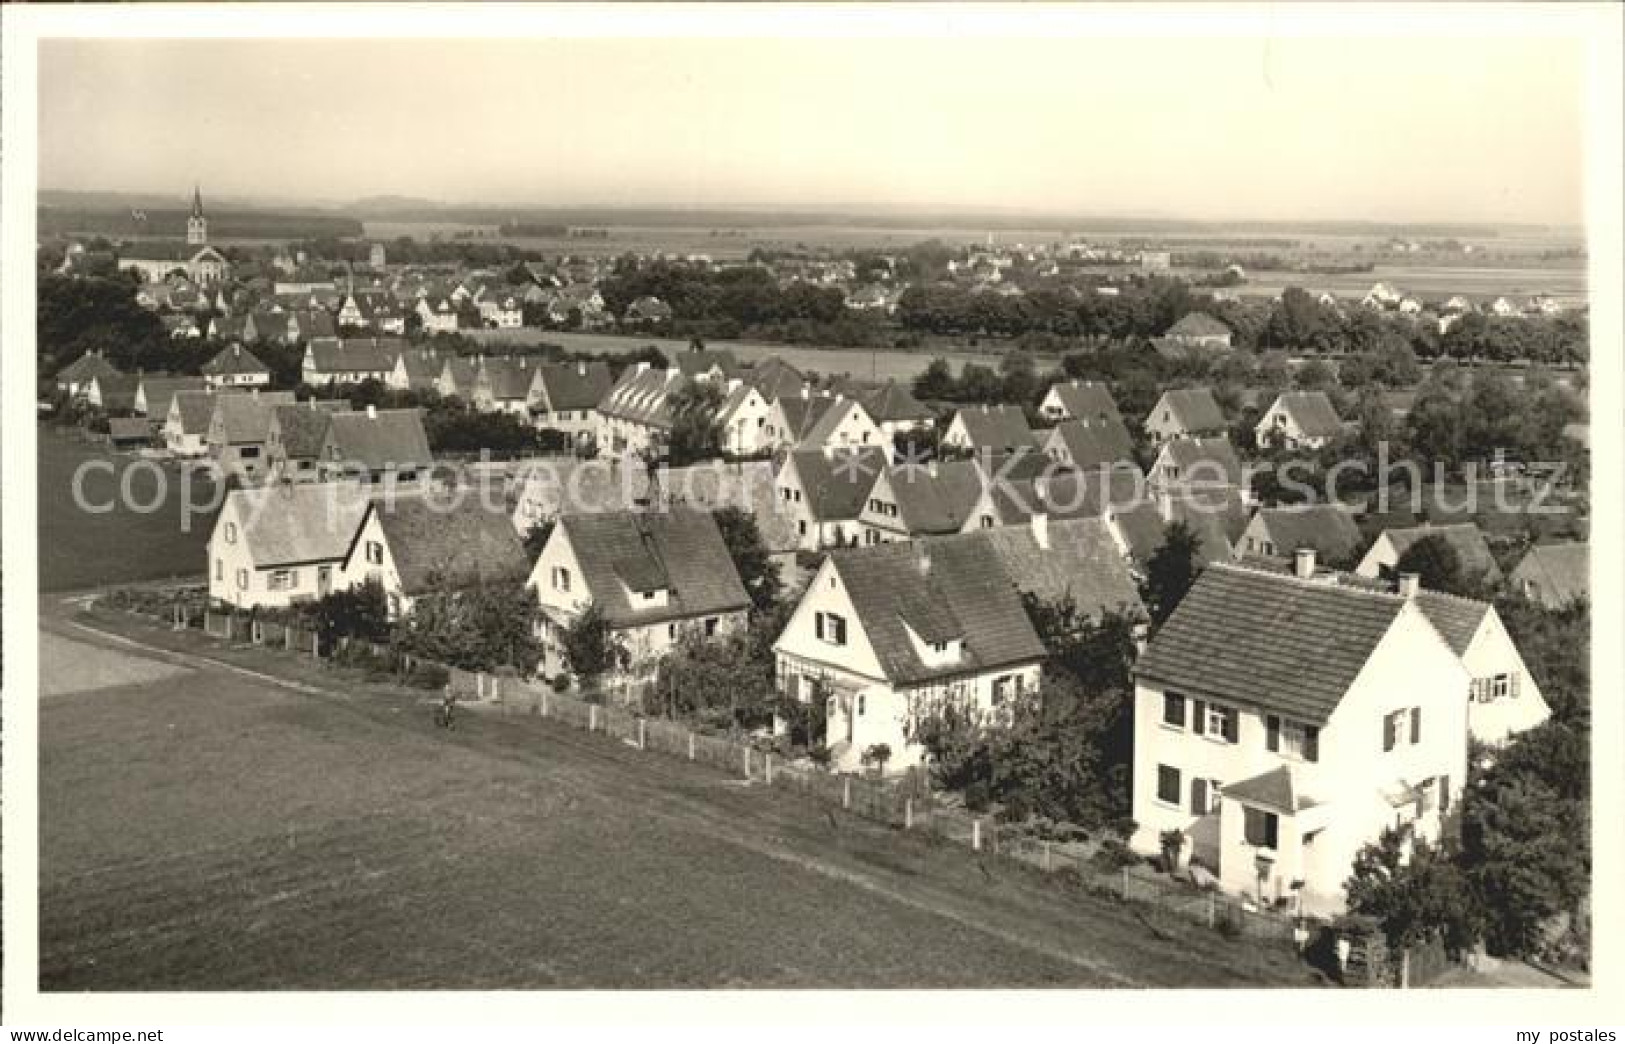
[942, 403, 1038, 456]
[773, 537, 1050, 775]
[1144, 387, 1228, 443]
[852, 380, 933, 438]
[1108, 487, 1247, 568]
[83, 374, 141, 414]
[206, 389, 297, 480]
[715, 380, 774, 456]
[1038, 380, 1121, 425]
[1042, 416, 1136, 473]
[202, 343, 271, 390]
[55, 350, 121, 398]
[1130, 561, 1471, 916]
[107, 416, 154, 451]
[134, 376, 207, 429]
[1235, 502, 1363, 566]
[435, 355, 483, 400]
[1355, 522, 1502, 587]
[302, 337, 399, 386]
[774, 446, 889, 551]
[1147, 436, 1244, 496]
[1161, 312, 1233, 349]
[342, 497, 528, 618]
[857, 459, 990, 544]
[387, 347, 447, 394]
[596, 363, 686, 458]
[743, 356, 807, 404]
[471, 356, 542, 417]
[1256, 391, 1346, 450]
[1508, 541, 1588, 609]
[761, 391, 883, 452]
[531, 360, 614, 450]
[164, 389, 225, 456]
[528, 508, 751, 678]
[317, 406, 433, 485]
[208, 481, 373, 609]
[266, 400, 353, 482]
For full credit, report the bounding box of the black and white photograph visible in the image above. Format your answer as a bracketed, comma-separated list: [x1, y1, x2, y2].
[2, 1, 1622, 1034]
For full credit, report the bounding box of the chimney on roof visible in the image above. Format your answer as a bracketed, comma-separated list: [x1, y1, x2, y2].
[367, 404, 378, 420]
[1293, 547, 1317, 579]
[634, 361, 650, 375]
[927, 460, 939, 479]
[576, 360, 586, 376]
[800, 383, 810, 400]
[915, 545, 932, 577]
[1031, 511, 1050, 550]
[1398, 572, 1420, 600]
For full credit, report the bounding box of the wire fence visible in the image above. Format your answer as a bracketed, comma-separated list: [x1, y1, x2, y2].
[102, 591, 1304, 951]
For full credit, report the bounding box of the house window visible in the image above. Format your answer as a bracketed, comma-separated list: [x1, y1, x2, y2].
[980, 515, 995, 529]
[642, 590, 657, 602]
[1192, 700, 1238, 743]
[241, 446, 261, 459]
[815, 612, 848, 647]
[365, 540, 384, 566]
[236, 568, 249, 590]
[1383, 709, 1409, 752]
[215, 558, 223, 581]
[1492, 673, 1511, 700]
[992, 673, 1022, 705]
[1191, 777, 1222, 816]
[1243, 807, 1279, 849]
[1162, 692, 1186, 728]
[857, 695, 866, 716]
[268, 569, 295, 591]
[705, 617, 718, 637]
[1156, 765, 1182, 806]
[1410, 707, 1422, 744]
[798, 520, 807, 537]
[224, 522, 238, 544]
[668, 623, 677, 640]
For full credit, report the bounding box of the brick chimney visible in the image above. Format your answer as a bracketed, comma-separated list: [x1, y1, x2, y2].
[1293, 547, 1317, 579]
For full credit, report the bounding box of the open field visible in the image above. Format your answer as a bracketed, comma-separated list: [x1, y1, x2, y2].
[38, 428, 217, 592]
[467, 329, 1006, 381]
[40, 607, 1312, 990]
[1231, 263, 1586, 305]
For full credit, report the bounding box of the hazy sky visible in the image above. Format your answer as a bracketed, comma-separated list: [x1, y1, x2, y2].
[38, 35, 1587, 224]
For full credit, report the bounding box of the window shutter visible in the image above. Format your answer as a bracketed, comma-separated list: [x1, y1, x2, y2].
[1383, 714, 1395, 752]
[1410, 707, 1421, 744]
[1305, 726, 1320, 763]
[1265, 813, 1279, 849]
[1192, 699, 1207, 736]
[1223, 709, 1239, 744]
[1266, 715, 1281, 752]
[1191, 778, 1207, 816]
[814, 612, 825, 641]
[1511, 673, 1521, 699]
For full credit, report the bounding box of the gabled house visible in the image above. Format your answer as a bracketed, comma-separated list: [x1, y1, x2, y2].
[744, 356, 807, 404]
[1355, 522, 1502, 588]
[55, 350, 121, 398]
[596, 364, 685, 458]
[201, 343, 272, 390]
[1144, 388, 1227, 444]
[208, 482, 372, 609]
[266, 400, 352, 483]
[206, 390, 297, 480]
[853, 380, 933, 439]
[529, 508, 752, 677]
[435, 355, 483, 400]
[1037, 380, 1121, 425]
[673, 346, 739, 383]
[773, 538, 1048, 775]
[1235, 503, 1363, 566]
[134, 375, 206, 421]
[471, 356, 540, 417]
[302, 336, 399, 386]
[1130, 560, 1471, 916]
[1043, 416, 1136, 473]
[942, 404, 1038, 456]
[797, 394, 885, 451]
[84, 373, 143, 415]
[1161, 312, 1233, 349]
[857, 459, 989, 544]
[1413, 588, 1550, 745]
[387, 347, 446, 393]
[317, 406, 433, 485]
[417, 296, 461, 335]
[1256, 391, 1345, 450]
[164, 389, 221, 457]
[774, 446, 888, 551]
[715, 380, 774, 457]
[1147, 436, 1244, 495]
[531, 360, 614, 450]
[1508, 542, 1588, 609]
[341, 497, 529, 619]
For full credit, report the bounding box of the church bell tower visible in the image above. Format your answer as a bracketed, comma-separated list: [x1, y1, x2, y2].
[187, 185, 208, 245]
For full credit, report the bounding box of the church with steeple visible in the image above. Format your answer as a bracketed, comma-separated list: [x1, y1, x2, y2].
[117, 183, 230, 285]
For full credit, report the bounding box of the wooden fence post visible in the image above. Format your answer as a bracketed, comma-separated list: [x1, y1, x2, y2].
[842, 777, 851, 810]
[742, 747, 752, 779]
[589, 705, 598, 733]
[638, 718, 647, 750]
[1400, 949, 1411, 989]
[1207, 891, 1216, 928]
[312, 631, 321, 659]
[541, 690, 549, 718]
[764, 752, 774, 784]
[904, 798, 913, 830]
[687, 732, 696, 761]
[1121, 867, 1129, 899]
[972, 818, 982, 851]
[1043, 840, 1052, 871]
[284, 625, 293, 652]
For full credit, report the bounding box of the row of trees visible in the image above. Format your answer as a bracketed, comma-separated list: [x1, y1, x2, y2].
[599, 261, 849, 325]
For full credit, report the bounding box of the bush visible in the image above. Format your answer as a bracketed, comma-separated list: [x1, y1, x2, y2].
[963, 779, 992, 813]
[1089, 838, 1140, 873]
[552, 672, 572, 693]
[406, 662, 451, 690]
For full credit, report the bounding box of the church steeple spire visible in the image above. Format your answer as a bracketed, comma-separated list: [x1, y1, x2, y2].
[187, 184, 208, 246]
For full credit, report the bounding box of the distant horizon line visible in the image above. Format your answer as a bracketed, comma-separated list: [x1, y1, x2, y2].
[35, 187, 1583, 234]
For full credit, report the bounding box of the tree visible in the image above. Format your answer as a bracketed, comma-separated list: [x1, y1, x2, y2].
[392, 576, 544, 674]
[1394, 533, 1472, 597]
[303, 578, 391, 651]
[650, 629, 777, 730]
[1142, 521, 1203, 625]
[913, 357, 956, 401]
[664, 379, 725, 467]
[712, 506, 783, 614]
[1345, 826, 1481, 955]
[559, 602, 629, 689]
